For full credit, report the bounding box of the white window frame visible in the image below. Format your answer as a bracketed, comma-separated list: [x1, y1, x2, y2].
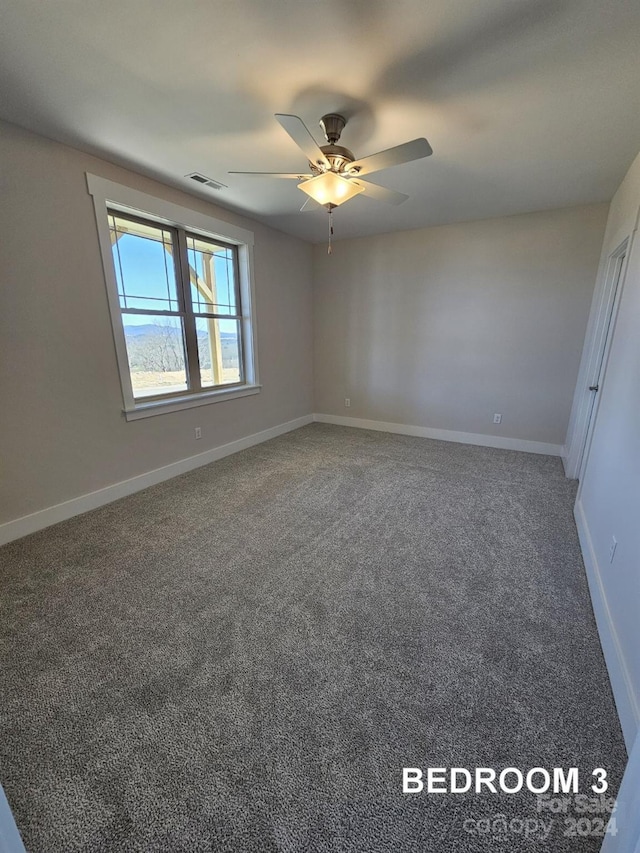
[87, 173, 260, 420]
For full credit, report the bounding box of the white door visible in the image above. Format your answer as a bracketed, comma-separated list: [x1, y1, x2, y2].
[576, 246, 628, 480]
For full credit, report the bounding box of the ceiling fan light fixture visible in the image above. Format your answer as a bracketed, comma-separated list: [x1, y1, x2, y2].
[297, 172, 364, 208]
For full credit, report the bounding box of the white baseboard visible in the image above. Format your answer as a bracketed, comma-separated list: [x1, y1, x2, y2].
[574, 497, 639, 750]
[0, 414, 313, 547]
[313, 413, 564, 457]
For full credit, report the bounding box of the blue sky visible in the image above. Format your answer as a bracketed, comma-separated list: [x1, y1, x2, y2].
[112, 231, 237, 335]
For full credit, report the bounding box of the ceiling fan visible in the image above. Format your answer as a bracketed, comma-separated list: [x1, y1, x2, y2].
[229, 113, 433, 213]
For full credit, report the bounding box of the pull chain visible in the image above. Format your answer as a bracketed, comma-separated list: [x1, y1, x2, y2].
[328, 207, 333, 255]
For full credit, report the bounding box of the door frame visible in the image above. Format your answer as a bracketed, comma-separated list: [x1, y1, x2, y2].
[564, 238, 630, 479]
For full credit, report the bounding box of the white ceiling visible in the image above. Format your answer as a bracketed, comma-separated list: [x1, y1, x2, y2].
[1, 0, 639, 242]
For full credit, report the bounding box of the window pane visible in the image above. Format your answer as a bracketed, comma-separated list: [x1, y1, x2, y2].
[109, 214, 180, 312]
[186, 235, 237, 316]
[122, 314, 188, 398]
[196, 317, 242, 387]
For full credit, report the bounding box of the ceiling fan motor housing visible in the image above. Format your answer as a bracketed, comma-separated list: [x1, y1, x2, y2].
[314, 144, 355, 175]
[311, 114, 355, 174]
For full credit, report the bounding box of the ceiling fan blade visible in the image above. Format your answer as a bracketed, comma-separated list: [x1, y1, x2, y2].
[275, 114, 331, 170]
[351, 180, 409, 206]
[347, 138, 433, 177]
[300, 197, 321, 212]
[228, 171, 313, 179]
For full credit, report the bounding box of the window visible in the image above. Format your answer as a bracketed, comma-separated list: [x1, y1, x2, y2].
[88, 175, 259, 420]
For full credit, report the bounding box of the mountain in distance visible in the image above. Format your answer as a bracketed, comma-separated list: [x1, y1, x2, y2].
[124, 323, 236, 341]
[123, 323, 239, 372]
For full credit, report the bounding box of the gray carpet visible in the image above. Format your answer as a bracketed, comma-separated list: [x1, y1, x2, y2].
[0, 424, 627, 852]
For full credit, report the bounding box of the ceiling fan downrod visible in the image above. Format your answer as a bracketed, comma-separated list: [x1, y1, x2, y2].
[319, 114, 346, 145]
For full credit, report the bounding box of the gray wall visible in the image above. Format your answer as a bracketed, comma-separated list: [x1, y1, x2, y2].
[576, 150, 640, 746]
[0, 120, 314, 525]
[0, 117, 615, 532]
[313, 205, 608, 445]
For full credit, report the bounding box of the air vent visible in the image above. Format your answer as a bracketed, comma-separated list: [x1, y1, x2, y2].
[185, 172, 227, 191]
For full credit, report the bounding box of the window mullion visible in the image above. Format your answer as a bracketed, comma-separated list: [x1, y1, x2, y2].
[193, 312, 242, 321]
[176, 228, 202, 394]
[232, 245, 246, 384]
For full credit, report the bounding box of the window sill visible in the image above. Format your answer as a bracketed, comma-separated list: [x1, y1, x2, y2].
[123, 384, 262, 421]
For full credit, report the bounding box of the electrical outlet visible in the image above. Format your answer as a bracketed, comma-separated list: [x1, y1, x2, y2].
[345, 398, 351, 408]
[194, 427, 202, 439]
[609, 536, 618, 563]
[493, 413, 502, 424]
